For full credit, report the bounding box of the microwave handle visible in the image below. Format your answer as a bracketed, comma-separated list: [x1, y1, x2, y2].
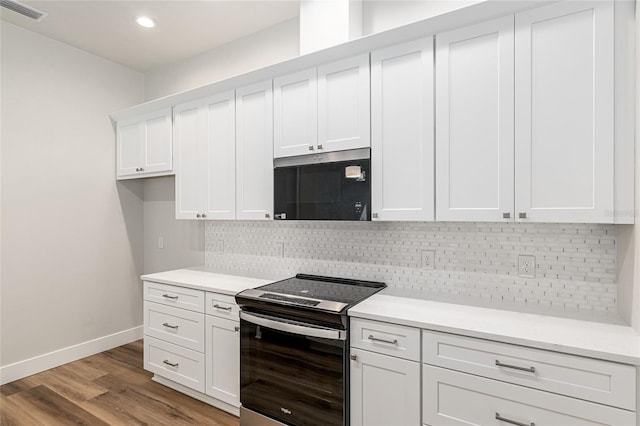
[240, 311, 346, 341]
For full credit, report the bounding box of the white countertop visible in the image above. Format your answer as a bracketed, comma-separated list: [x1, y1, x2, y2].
[141, 267, 282, 295]
[349, 294, 640, 365]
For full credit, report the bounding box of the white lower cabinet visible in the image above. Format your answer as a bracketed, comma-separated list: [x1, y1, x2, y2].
[143, 281, 240, 415]
[350, 319, 421, 426]
[350, 347, 421, 426]
[205, 315, 240, 407]
[423, 364, 635, 426]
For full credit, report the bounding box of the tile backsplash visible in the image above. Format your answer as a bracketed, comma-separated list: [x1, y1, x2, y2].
[205, 221, 618, 315]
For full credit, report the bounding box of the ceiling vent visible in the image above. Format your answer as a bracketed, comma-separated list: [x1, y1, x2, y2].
[1, 0, 47, 21]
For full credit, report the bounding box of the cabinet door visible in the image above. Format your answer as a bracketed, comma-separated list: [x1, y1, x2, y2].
[515, 2, 614, 223]
[142, 109, 172, 174]
[236, 81, 274, 220]
[116, 120, 143, 177]
[318, 54, 370, 153]
[202, 92, 236, 220]
[274, 69, 318, 158]
[205, 315, 240, 407]
[435, 17, 515, 222]
[371, 38, 435, 221]
[174, 101, 202, 220]
[350, 348, 420, 426]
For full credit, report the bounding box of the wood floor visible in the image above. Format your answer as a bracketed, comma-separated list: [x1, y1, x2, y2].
[0, 340, 239, 426]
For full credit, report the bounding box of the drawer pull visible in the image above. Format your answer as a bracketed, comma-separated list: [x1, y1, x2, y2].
[368, 335, 398, 345]
[213, 304, 232, 311]
[163, 360, 179, 368]
[495, 360, 536, 373]
[496, 412, 535, 426]
[234, 326, 240, 332]
[162, 294, 179, 300]
[162, 322, 179, 329]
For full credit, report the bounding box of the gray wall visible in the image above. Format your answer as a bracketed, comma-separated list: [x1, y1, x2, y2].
[1, 23, 145, 366]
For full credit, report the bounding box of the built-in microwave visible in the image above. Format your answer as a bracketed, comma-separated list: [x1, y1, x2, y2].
[273, 148, 371, 221]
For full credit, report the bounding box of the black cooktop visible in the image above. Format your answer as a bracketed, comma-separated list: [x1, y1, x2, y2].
[236, 274, 386, 314]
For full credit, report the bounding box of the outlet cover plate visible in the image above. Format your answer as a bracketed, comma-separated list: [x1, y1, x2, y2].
[518, 255, 536, 278]
[422, 250, 435, 270]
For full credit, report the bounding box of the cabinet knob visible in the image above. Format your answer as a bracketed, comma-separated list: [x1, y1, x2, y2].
[196, 214, 201, 218]
[140, 167, 144, 171]
[234, 326, 240, 332]
[503, 212, 511, 219]
[350, 354, 357, 361]
[317, 144, 323, 150]
[265, 213, 271, 219]
[135, 167, 140, 171]
[372, 213, 378, 219]
[519, 212, 527, 219]
[308, 145, 315, 151]
[201, 214, 207, 218]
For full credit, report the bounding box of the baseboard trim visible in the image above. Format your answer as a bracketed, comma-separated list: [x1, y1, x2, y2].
[0, 326, 143, 385]
[152, 375, 240, 417]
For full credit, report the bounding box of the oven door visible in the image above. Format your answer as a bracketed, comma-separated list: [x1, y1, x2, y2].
[240, 311, 347, 426]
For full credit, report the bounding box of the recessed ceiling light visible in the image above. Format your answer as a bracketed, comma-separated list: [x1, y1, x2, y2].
[136, 16, 157, 29]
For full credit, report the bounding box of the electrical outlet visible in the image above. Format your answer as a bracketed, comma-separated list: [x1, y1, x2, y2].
[158, 236, 164, 249]
[518, 255, 536, 278]
[422, 250, 436, 270]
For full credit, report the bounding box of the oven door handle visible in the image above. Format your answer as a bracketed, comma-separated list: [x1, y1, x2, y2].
[240, 311, 346, 341]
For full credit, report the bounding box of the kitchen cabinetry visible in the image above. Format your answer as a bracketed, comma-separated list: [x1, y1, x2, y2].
[435, 17, 514, 222]
[422, 330, 636, 425]
[116, 108, 172, 179]
[174, 92, 236, 220]
[514, 1, 614, 223]
[371, 37, 434, 221]
[436, 1, 628, 224]
[143, 280, 241, 416]
[318, 54, 370, 153]
[236, 80, 274, 220]
[273, 54, 370, 159]
[350, 319, 420, 426]
[273, 69, 318, 158]
[205, 293, 240, 407]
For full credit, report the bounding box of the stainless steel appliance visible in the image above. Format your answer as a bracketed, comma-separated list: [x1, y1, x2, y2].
[273, 148, 371, 221]
[236, 274, 386, 426]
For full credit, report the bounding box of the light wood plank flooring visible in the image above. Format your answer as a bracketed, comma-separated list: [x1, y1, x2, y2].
[0, 340, 239, 426]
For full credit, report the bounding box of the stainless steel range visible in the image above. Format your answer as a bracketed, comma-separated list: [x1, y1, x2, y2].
[235, 274, 386, 426]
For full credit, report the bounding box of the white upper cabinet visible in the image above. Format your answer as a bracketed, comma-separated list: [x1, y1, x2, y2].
[273, 69, 318, 158]
[116, 108, 173, 179]
[203, 93, 236, 220]
[435, 16, 515, 222]
[236, 81, 274, 220]
[174, 92, 236, 220]
[371, 38, 435, 221]
[318, 54, 371, 153]
[174, 101, 202, 220]
[515, 1, 614, 223]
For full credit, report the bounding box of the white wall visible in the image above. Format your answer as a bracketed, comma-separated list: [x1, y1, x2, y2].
[1, 23, 145, 367]
[143, 176, 204, 273]
[362, 0, 482, 34]
[144, 18, 299, 100]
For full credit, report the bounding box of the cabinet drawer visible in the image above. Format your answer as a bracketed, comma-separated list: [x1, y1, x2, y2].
[144, 336, 205, 393]
[351, 318, 420, 361]
[423, 365, 636, 426]
[423, 330, 636, 411]
[205, 293, 239, 320]
[144, 301, 205, 352]
[143, 281, 205, 313]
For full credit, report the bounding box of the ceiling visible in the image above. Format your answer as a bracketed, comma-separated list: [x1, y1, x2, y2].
[1, 0, 300, 71]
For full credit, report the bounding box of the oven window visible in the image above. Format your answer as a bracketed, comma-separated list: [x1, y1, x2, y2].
[240, 318, 345, 426]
